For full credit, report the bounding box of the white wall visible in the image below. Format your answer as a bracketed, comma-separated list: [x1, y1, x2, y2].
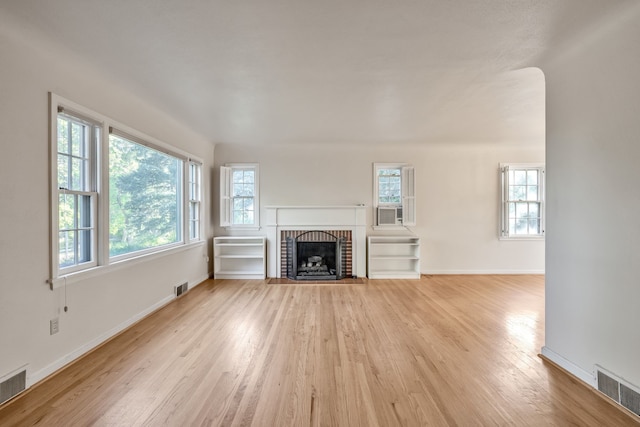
[0, 5, 546, 394]
[214, 142, 545, 274]
[542, 3, 640, 387]
[0, 19, 214, 387]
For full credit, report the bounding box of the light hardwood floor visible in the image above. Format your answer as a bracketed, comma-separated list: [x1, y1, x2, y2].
[1, 276, 638, 426]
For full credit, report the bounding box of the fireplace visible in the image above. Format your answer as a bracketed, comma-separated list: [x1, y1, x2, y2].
[266, 206, 366, 278]
[285, 231, 346, 280]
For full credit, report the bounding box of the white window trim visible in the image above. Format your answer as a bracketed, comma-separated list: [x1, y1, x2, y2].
[187, 160, 203, 242]
[49, 93, 204, 285]
[56, 189, 99, 274]
[372, 162, 416, 229]
[220, 163, 260, 230]
[499, 162, 545, 240]
[51, 97, 103, 276]
[48, 240, 206, 289]
[107, 127, 188, 263]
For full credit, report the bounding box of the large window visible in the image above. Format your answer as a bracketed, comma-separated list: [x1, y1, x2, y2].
[373, 163, 416, 227]
[50, 94, 203, 280]
[500, 164, 545, 239]
[220, 164, 259, 228]
[108, 131, 183, 258]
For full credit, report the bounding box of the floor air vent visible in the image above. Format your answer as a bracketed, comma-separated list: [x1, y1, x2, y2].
[175, 282, 188, 297]
[596, 366, 640, 416]
[0, 367, 27, 405]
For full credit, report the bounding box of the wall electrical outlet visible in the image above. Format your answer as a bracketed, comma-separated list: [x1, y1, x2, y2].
[50, 318, 59, 335]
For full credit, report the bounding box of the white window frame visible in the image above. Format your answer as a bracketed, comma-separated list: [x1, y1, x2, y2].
[500, 163, 545, 240]
[373, 163, 416, 228]
[107, 128, 186, 262]
[53, 107, 101, 275]
[49, 93, 204, 285]
[187, 160, 202, 242]
[220, 163, 260, 229]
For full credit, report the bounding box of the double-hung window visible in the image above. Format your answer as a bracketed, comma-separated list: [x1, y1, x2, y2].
[188, 161, 202, 241]
[50, 94, 203, 282]
[220, 164, 259, 228]
[373, 163, 416, 227]
[55, 108, 100, 273]
[500, 164, 545, 239]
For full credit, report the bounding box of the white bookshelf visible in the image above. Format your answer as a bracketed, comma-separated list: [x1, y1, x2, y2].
[367, 235, 421, 279]
[213, 236, 266, 279]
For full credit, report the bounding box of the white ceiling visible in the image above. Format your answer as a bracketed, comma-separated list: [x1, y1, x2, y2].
[0, 0, 627, 146]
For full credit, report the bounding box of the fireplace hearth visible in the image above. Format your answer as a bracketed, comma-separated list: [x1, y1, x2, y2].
[286, 231, 346, 280]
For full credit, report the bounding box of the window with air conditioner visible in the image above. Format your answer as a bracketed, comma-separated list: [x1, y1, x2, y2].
[373, 163, 416, 227]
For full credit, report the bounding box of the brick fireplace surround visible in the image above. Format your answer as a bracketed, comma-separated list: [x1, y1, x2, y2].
[265, 206, 367, 279]
[280, 230, 352, 279]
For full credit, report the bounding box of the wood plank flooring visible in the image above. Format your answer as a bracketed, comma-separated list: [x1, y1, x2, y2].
[1, 275, 638, 426]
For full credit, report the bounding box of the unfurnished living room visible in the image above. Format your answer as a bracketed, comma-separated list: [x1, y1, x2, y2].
[1, 1, 639, 425]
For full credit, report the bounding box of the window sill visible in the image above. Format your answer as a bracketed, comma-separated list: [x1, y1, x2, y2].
[223, 226, 261, 231]
[499, 236, 545, 241]
[50, 240, 206, 290]
[372, 225, 410, 231]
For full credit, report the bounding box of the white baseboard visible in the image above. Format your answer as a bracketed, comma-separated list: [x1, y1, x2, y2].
[30, 276, 212, 387]
[540, 346, 595, 387]
[423, 269, 545, 275]
[191, 274, 210, 287]
[28, 294, 175, 388]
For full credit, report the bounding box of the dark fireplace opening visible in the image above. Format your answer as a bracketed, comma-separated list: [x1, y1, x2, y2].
[286, 231, 346, 280]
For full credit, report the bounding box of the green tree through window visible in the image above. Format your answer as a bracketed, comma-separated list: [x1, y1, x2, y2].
[109, 134, 183, 257]
[51, 95, 203, 279]
[56, 112, 98, 271]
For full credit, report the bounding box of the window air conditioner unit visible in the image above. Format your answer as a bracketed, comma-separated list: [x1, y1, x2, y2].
[378, 206, 403, 226]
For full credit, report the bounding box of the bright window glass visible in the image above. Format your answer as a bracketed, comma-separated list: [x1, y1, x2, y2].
[188, 161, 201, 241]
[232, 168, 255, 225]
[56, 113, 98, 270]
[501, 164, 544, 238]
[378, 168, 402, 205]
[108, 134, 183, 257]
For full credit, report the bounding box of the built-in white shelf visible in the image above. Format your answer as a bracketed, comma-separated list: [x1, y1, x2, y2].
[213, 236, 266, 279]
[367, 235, 421, 279]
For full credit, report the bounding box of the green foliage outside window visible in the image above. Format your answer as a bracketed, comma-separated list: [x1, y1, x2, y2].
[57, 115, 94, 268]
[109, 135, 182, 257]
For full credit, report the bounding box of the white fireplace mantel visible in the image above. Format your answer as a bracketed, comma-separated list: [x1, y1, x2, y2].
[265, 205, 367, 278]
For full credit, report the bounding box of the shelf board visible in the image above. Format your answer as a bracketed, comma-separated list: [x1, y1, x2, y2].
[369, 256, 419, 260]
[215, 270, 264, 275]
[215, 255, 264, 259]
[369, 242, 419, 245]
[215, 243, 264, 247]
[368, 272, 420, 279]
